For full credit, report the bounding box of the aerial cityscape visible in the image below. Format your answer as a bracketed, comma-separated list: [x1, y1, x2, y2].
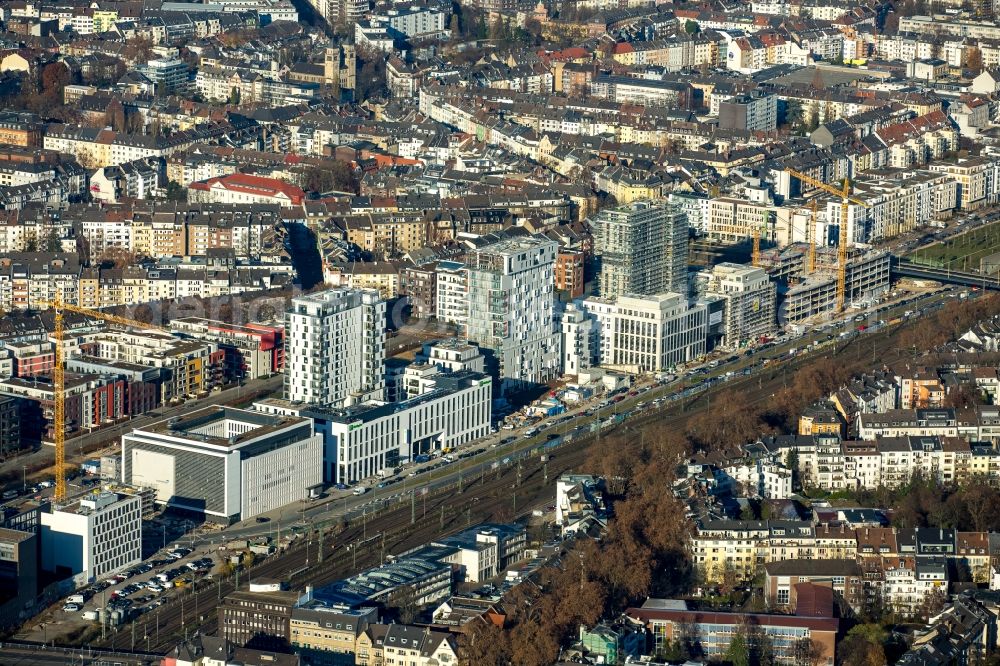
[3, 0, 1000, 665]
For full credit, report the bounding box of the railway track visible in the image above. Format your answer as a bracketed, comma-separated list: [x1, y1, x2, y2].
[95, 320, 921, 653]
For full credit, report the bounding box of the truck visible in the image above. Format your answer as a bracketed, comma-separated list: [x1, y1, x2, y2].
[67, 594, 85, 604]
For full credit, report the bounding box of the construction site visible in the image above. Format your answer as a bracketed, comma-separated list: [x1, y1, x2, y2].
[757, 243, 892, 321]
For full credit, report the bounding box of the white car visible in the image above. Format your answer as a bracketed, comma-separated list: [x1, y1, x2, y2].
[63, 603, 81, 612]
[147, 583, 163, 593]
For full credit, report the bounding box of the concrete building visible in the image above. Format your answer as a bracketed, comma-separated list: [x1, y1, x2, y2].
[39, 491, 141, 584]
[434, 261, 467, 328]
[697, 263, 776, 349]
[289, 605, 378, 658]
[759, 246, 891, 322]
[257, 370, 490, 484]
[0, 527, 37, 627]
[416, 339, 486, 375]
[719, 90, 778, 131]
[559, 303, 597, 377]
[88, 329, 224, 403]
[137, 57, 189, 94]
[464, 237, 560, 391]
[627, 599, 838, 666]
[382, 5, 447, 39]
[581, 293, 708, 373]
[121, 407, 322, 523]
[219, 588, 300, 650]
[315, 556, 453, 609]
[285, 288, 385, 408]
[170, 317, 284, 380]
[593, 200, 688, 299]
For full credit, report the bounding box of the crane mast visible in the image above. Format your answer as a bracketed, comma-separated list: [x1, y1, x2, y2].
[785, 169, 867, 312]
[808, 200, 817, 274]
[46, 300, 166, 502]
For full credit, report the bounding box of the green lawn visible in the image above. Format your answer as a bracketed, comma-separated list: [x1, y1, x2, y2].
[909, 222, 1000, 272]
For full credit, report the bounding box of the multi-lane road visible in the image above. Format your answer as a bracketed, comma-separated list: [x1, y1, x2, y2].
[88, 282, 960, 655]
[15, 278, 975, 655]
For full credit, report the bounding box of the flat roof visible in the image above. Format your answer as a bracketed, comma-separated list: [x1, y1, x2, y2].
[139, 406, 305, 448]
[0, 527, 33, 543]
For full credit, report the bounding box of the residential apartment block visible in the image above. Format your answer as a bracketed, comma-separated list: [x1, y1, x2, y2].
[284, 288, 386, 408]
[464, 236, 560, 390]
[593, 200, 688, 299]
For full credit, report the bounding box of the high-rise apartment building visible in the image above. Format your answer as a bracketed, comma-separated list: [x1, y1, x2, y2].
[285, 288, 385, 407]
[464, 237, 560, 390]
[593, 200, 688, 299]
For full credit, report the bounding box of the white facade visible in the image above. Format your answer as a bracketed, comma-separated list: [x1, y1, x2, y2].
[581, 292, 708, 373]
[40, 492, 141, 584]
[419, 339, 485, 374]
[560, 303, 596, 377]
[121, 407, 322, 522]
[285, 288, 385, 408]
[724, 460, 793, 499]
[258, 371, 492, 484]
[465, 237, 561, 390]
[435, 261, 469, 327]
[385, 7, 447, 38]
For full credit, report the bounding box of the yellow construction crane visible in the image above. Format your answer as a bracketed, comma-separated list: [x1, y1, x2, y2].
[752, 207, 769, 268]
[785, 169, 868, 312]
[808, 200, 818, 273]
[44, 299, 167, 501]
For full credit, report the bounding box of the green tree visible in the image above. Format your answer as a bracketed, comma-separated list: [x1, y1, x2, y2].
[43, 228, 61, 253]
[727, 631, 751, 666]
[685, 19, 700, 34]
[164, 181, 186, 201]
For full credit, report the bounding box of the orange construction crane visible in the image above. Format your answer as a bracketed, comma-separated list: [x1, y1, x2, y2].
[785, 169, 868, 312]
[44, 299, 167, 501]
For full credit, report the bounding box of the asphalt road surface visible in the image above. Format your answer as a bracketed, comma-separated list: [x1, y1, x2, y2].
[79, 283, 968, 654]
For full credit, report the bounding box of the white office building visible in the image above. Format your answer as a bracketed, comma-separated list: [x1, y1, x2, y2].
[465, 237, 560, 391]
[40, 491, 141, 585]
[593, 200, 688, 299]
[121, 407, 322, 523]
[285, 288, 385, 407]
[581, 292, 708, 373]
[697, 263, 776, 349]
[257, 370, 492, 484]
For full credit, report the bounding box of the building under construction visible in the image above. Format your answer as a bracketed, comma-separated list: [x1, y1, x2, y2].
[757, 243, 891, 322]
